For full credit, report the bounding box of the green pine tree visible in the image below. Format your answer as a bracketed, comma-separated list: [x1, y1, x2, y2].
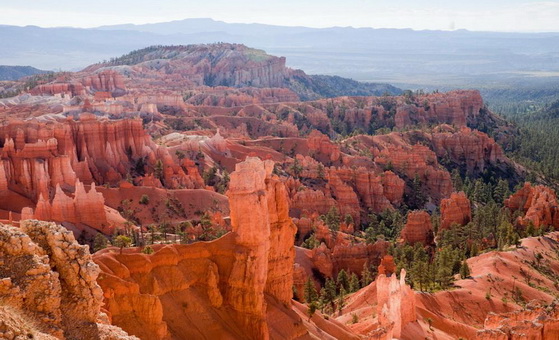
[304, 278, 318, 304]
[361, 264, 373, 287]
[337, 269, 349, 292]
[460, 260, 471, 279]
[349, 273, 360, 292]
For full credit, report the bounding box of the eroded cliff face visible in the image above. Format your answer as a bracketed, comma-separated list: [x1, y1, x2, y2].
[0, 114, 203, 232]
[400, 210, 433, 246]
[0, 220, 136, 340]
[440, 191, 472, 230]
[376, 270, 417, 339]
[477, 302, 559, 340]
[94, 157, 304, 340]
[29, 70, 126, 98]
[505, 182, 559, 229]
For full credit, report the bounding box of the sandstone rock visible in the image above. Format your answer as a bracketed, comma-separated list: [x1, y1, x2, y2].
[505, 183, 559, 229]
[478, 302, 559, 340]
[24, 180, 114, 234]
[400, 210, 433, 245]
[0, 220, 136, 339]
[377, 255, 396, 277]
[81, 70, 126, 94]
[440, 191, 471, 230]
[95, 157, 302, 340]
[376, 269, 417, 339]
[431, 127, 506, 174]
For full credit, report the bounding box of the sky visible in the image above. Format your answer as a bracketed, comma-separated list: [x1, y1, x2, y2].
[1, 0, 559, 32]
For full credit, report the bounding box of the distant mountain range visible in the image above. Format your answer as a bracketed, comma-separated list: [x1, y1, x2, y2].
[1, 18, 559, 89]
[0, 65, 48, 81]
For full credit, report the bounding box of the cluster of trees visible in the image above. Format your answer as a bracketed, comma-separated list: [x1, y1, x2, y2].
[303, 267, 373, 318]
[390, 242, 470, 291]
[202, 166, 230, 194]
[508, 100, 559, 183]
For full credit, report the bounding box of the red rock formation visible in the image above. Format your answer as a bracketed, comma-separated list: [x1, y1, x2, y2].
[440, 191, 472, 230]
[431, 126, 506, 174]
[22, 180, 120, 234]
[505, 183, 559, 229]
[361, 133, 453, 202]
[478, 302, 559, 339]
[378, 255, 396, 276]
[30, 83, 85, 97]
[327, 171, 361, 224]
[376, 269, 417, 339]
[390, 90, 483, 128]
[307, 130, 341, 163]
[81, 70, 126, 94]
[0, 115, 204, 226]
[94, 157, 303, 340]
[0, 220, 135, 339]
[400, 210, 433, 245]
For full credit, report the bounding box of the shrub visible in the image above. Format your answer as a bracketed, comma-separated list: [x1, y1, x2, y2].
[139, 194, 150, 205]
[142, 245, 154, 254]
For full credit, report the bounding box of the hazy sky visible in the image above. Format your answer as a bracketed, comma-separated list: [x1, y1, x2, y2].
[1, 0, 558, 32]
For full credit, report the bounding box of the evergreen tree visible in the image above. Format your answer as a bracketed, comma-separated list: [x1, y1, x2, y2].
[322, 206, 341, 231]
[493, 179, 511, 204]
[337, 287, 346, 315]
[470, 242, 479, 257]
[114, 235, 132, 254]
[406, 174, 427, 209]
[320, 278, 337, 313]
[361, 264, 373, 287]
[460, 260, 471, 279]
[291, 158, 303, 177]
[344, 214, 354, 226]
[93, 233, 109, 252]
[337, 269, 349, 292]
[154, 159, 164, 181]
[302, 233, 320, 249]
[451, 169, 463, 192]
[307, 301, 318, 320]
[414, 260, 430, 291]
[435, 247, 454, 288]
[304, 278, 318, 304]
[349, 273, 360, 292]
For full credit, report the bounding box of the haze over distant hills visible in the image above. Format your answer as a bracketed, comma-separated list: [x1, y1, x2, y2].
[0, 65, 48, 81]
[2, 18, 559, 90]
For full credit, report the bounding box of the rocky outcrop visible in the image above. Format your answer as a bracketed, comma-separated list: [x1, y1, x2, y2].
[29, 70, 125, 98]
[81, 70, 126, 94]
[440, 191, 471, 230]
[374, 142, 453, 202]
[21, 180, 117, 234]
[431, 126, 506, 174]
[393, 90, 483, 128]
[400, 210, 433, 245]
[505, 183, 559, 229]
[376, 269, 417, 339]
[30, 83, 86, 97]
[94, 157, 300, 340]
[0, 220, 136, 340]
[477, 302, 559, 339]
[0, 115, 203, 227]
